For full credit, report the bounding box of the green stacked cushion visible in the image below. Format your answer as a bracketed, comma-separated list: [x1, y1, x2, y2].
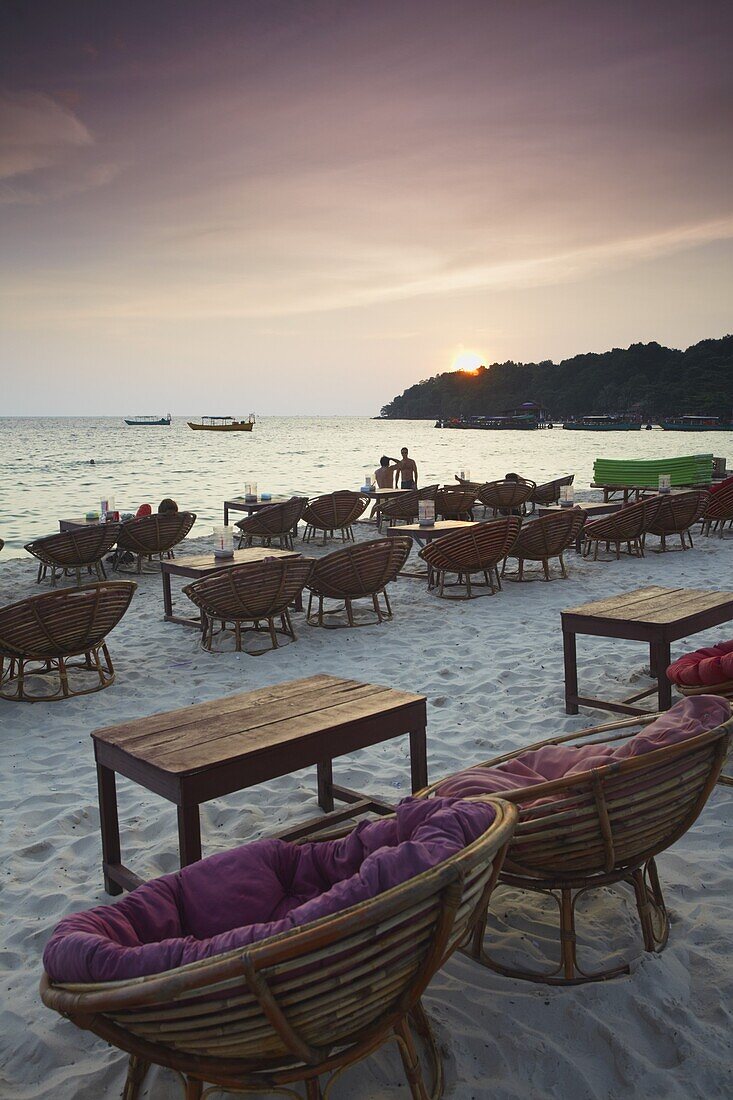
[593, 454, 713, 488]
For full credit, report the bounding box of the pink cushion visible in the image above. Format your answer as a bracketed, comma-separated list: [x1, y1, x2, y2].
[435, 696, 730, 801]
[667, 641, 733, 687]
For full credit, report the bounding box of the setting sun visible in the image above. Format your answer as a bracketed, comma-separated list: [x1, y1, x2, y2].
[451, 350, 484, 375]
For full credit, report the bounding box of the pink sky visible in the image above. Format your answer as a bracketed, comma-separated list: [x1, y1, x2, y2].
[1, 0, 732, 414]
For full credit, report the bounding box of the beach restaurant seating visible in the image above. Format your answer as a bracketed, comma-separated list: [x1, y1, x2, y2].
[41, 797, 516, 1100]
[306, 535, 411, 626]
[24, 524, 120, 586]
[0, 581, 136, 701]
[301, 491, 368, 544]
[183, 557, 314, 654]
[645, 489, 709, 551]
[502, 507, 585, 580]
[477, 478, 536, 517]
[424, 696, 732, 983]
[700, 477, 733, 537]
[419, 517, 521, 599]
[235, 496, 308, 550]
[435, 487, 478, 520]
[582, 497, 662, 561]
[112, 511, 197, 573]
[528, 474, 575, 511]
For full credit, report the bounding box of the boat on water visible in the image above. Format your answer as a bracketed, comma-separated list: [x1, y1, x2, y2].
[659, 415, 733, 431]
[187, 414, 256, 432]
[436, 413, 539, 431]
[124, 414, 172, 426]
[562, 415, 642, 431]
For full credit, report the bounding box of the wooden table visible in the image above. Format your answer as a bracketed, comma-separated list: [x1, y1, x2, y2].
[387, 520, 478, 578]
[562, 586, 733, 716]
[366, 487, 410, 499]
[538, 501, 624, 552]
[59, 516, 106, 532]
[223, 495, 302, 525]
[92, 674, 428, 894]
[161, 547, 302, 626]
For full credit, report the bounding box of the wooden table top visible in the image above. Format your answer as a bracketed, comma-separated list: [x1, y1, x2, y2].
[394, 520, 479, 535]
[538, 502, 624, 516]
[92, 674, 425, 776]
[225, 495, 298, 508]
[367, 487, 410, 497]
[563, 586, 733, 626]
[163, 547, 300, 574]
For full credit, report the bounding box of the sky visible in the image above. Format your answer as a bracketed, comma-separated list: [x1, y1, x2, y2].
[1, 0, 732, 415]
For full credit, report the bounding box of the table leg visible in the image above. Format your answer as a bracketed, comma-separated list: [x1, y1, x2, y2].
[97, 762, 122, 895]
[409, 728, 428, 792]
[177, 804, 202, 866]
[651, 639, 672, 710]
[224, 503, 229, 525]
[563, 628, 579, 714]
[317, 759, 335, 812]
[162, 569, 173, 620]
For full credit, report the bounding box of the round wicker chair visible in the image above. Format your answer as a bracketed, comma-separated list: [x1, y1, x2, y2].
[434, 488, 478, 521]
[418, 518, 521, 599]
[582, 497, 662, 561]
[423, 709, 732, 984]
[700, 481, 733, 537]
[527, 475, 574, 512]
[40, 798, 517, 1100]
[113, 512, 197, 574]
[25, 524, 121, 586]
[183, 557, 314, 654]
[376, 486, 439, 530]
[0, 580, 136, 701]
[235, 497, 308, 550]
[477, 479, 536, 517]
[502, 507, 585, 580]
[306, 536, 412, 627]
[645, 490, 709, 551]
[301, 492, 369, 544]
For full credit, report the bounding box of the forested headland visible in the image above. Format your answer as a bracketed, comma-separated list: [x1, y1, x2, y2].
[379, 336, 733, 419]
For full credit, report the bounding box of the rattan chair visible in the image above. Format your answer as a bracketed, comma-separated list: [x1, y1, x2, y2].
[183, 557, 314, 654]
[582, 497, 662, 560]
[25, 524, 120, 586]
[423, 711, 732, 984]
[112, 512, 196, 573]
[41, 798, 516, 1100]
[376, 485, 439, 530]
[0, 581, 136, 701]
[235, 497, 308, 550]
[477, 479, 536, 517]
[418, 518, 521, 599]
[700, 482, 733, 537]
[301, 492, 369, 544]
[435, 487, 478, 521]
[528, 475, 574, 512]
[502, 507, 585, 580]
[306, 536, 412, 626]
[645, 490, 710, 551]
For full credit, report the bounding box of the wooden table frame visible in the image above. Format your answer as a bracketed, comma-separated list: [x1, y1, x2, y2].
[92, 675, 428, 895]
[562, 586, 733, 716]
[161, 547, 302, 626]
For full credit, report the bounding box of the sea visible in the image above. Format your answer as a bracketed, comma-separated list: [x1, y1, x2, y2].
[0, 416, 730, 558]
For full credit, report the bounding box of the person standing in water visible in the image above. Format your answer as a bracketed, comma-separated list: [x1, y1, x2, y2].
[392, 447, 418, 489]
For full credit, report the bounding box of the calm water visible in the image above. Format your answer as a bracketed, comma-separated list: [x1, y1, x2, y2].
[0, 417, 730, 558]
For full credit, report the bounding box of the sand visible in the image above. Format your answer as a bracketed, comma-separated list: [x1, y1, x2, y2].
[0, 518, 731, 1099]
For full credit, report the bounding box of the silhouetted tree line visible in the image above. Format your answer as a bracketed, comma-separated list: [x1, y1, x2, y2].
[379, 336, 733, 420]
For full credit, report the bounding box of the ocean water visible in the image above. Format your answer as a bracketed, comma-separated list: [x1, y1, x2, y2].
[0, 416, 730, 558]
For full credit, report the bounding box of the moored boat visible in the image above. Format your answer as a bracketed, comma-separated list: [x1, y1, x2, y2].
[563, 415, 642, 431]
[659, 415, 733, 431]
[187, 414, 256, 432]
[124, 414, 172, 426]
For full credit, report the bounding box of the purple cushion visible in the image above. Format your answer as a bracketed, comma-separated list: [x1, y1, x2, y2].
[436, 695, 730, 801]
[43, 797, 494, 983]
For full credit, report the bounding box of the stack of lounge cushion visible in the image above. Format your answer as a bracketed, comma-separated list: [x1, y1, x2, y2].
[593, 454, 713, 488]
[667, 641, 733, 689]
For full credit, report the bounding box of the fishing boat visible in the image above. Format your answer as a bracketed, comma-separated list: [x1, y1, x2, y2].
[437, 412, 538, 430]
[563, 415, 642, 431]
[187, 414, 256, 432]
[124, 414, 172, 426]
[659, 414, 733, 431]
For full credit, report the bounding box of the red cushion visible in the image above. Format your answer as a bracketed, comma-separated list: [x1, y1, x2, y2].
[667, 640, 733, 687]
[136, 504, 152, 517]
[710, 475, 733, 495]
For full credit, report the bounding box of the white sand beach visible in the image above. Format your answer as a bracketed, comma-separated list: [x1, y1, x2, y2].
[1, 524, 731, 1099]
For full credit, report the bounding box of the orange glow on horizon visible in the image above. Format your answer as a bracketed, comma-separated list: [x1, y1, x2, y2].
[451, 350, 484, 375]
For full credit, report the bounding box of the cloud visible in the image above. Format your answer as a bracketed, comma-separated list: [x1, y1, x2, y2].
[0, 91, 119, 203]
